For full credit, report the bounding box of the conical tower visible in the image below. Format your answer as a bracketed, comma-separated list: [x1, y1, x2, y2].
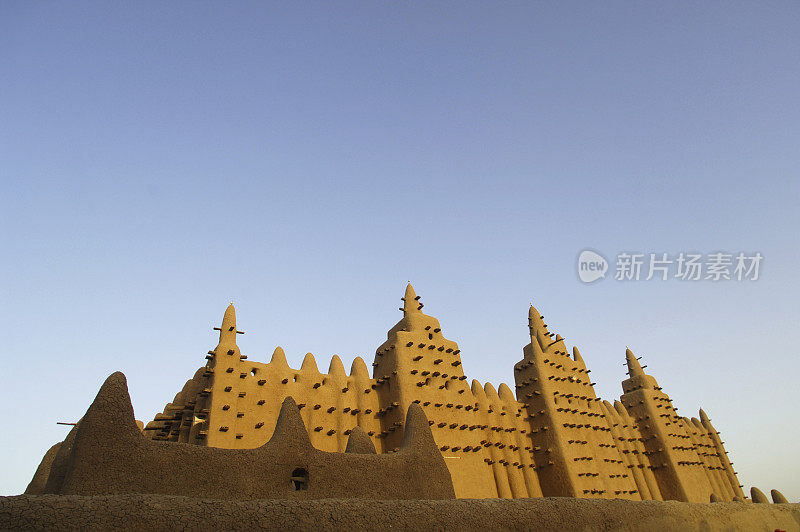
[513, 305, 640, 499]
[620, 348, 714, 501]
[372, 284, 495, 498]
[188, 303, 250, 447]
[698, 409, 745, 499]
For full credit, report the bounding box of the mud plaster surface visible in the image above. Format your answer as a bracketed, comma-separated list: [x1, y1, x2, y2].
[2, 495, 799, 531]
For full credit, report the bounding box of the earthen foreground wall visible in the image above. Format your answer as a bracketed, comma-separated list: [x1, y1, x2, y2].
[143, 285, 743, 502]
[35, 371, 455, 500]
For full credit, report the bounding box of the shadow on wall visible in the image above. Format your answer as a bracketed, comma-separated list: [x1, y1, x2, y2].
[26, 372, 455, 500]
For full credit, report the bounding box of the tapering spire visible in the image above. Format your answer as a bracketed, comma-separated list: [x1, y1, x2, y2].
[524, 304, 548, 358]
[216, 303, 238, 344]
[625, 348, 645, 377]
[699, 408, 716, 432]
[405, 282, 417, 302]
[528, 304, 545, 335]
[572, 346, 584, 364]
[402, 283, 422, 315]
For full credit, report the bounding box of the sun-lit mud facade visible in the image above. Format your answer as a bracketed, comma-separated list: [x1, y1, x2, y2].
[515, 306, 641, 499]
[144, 285, 743, 502]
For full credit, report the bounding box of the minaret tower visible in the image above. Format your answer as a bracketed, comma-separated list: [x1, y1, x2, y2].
[619, 349, 714, 501]
[372, 284, 495, 498]
[188, 303, 247, 447]
[514, 305, 639, 499]
[698, 409, 745, 500]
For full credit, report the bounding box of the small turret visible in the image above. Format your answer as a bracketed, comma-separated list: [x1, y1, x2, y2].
[751, 487, 769, 503]
[498, 383, 515, 402]
[349, 357, 369, 379]
[269, 347, 289, 368]
[470, 379, 485, 398]
[301, 353, 320, 373]
[771, 489, 789, 503]
[483, 382, 500, 401]
[328, 355, 347, 380]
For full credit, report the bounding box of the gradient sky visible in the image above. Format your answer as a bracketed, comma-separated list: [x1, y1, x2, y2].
[1, 2, 798, 499]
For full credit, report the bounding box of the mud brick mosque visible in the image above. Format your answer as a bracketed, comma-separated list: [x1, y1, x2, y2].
[143, 284, 744, 502]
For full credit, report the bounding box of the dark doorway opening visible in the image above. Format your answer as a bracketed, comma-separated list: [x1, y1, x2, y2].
[290, 467, 308, 491]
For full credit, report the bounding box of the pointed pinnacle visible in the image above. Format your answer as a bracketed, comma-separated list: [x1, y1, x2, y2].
[328, 355, 346, 378]
[572, 346, 584, 364]
[345, 426, 377, 454]
[350, 356, 369, 378]
[270, 347, 288, 367]
[269, 397, 312, 449]
[625, 348, 645, 377]
[402, 283, 422, 315]
[528, 304, 544, 330]
[213, 303, 239, 347]
[751, 487, 769, 503]
[771, 489, 789, 504]
[498, 383, 515, 401]
[301, 352, 320, 373]
[471, 379, 485, 397]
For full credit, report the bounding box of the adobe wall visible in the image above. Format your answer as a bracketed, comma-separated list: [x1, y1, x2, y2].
[4, 496, 799, 531]
[42, 372, 455, 500]
[138, 286, 745, 503]
[146, 297, 547, 499]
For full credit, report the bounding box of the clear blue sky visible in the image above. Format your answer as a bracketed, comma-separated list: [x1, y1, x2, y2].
[1, 2, 798, 499]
